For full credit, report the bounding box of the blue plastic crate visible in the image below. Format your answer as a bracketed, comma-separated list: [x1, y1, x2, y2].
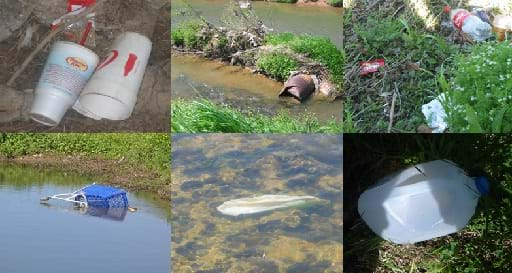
[81, 184, 128, 208]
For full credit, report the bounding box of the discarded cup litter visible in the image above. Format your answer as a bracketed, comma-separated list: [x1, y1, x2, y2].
[73, 32, 152, 120]
[30, 41, 99, 126]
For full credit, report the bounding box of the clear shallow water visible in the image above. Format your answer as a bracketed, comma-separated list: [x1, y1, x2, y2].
[171, 0, 343, 122]
[0, 165, 170, 273]
[171, 134, 343, 272]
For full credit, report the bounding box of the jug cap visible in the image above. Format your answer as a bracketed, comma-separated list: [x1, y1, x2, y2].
[475, 176, 490, 195]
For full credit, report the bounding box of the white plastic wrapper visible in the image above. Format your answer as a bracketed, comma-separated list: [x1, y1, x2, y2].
[421, 93, 448, 133]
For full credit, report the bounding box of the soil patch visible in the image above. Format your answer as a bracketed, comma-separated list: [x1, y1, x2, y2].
[0, 0, 170, 132]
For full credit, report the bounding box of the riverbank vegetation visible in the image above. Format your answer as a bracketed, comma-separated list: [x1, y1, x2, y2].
[345, 134, 512, 273]
[171, 2, 343, 98]
[343, 1, 512, 133]
[171, 99, 342, 133]
[0, 133, 170, 199]
[264, 32, 344, 86]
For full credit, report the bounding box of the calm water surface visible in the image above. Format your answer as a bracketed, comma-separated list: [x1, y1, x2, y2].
[171, 134, 343, 272]
[0, 165, 170, 273]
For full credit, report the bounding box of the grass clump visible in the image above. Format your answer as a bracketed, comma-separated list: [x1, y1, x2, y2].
[0, 133, 170, 172]
[171, 21, 206, 49]
[256, 52, 299, 81]
[265, 33, 343, 85]
[442, 42, 512, 133]
[326, 0, 342, 7]
[171, 99, 342, 133]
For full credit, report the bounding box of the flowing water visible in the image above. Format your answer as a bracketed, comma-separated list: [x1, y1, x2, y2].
[171, 0, 343, 121]
[0, 165, 170, 273]
[171, 134, 343, 272]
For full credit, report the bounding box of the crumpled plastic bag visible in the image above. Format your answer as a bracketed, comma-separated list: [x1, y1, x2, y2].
[421, 93, 448, 133]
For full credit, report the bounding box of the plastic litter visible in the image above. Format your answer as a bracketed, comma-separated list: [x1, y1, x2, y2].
[421, 93, 448, 133]
[360, 59, 385, 76]
[358, 160, 489, 244]
[73, 32, 152, 120]
[493, 15, 512, 41]
[50, 0, 96, 47]
[40, 183, 128, 208]
[30, 41, 99, 126]
[444, 6, 492, 42]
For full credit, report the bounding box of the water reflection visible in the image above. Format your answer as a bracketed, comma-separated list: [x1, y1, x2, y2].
[40, 203, 129, 221]
[171, 134, 343, 272]
[0, 164, 170, 273]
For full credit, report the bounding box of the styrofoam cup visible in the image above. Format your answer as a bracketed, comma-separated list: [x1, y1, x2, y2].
[73, 32, 152, 120]
[30, 42, 99, 126]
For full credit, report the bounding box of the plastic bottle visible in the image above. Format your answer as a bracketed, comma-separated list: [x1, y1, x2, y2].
[443, 6, 492, 42]
[358, 160, 489, 244]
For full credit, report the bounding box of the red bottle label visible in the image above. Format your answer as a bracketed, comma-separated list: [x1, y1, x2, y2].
[453, 10, 471, 30]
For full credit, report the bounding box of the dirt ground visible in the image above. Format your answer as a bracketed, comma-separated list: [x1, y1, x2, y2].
[0, 153, 171, 200]
[0, 0, 170, 132]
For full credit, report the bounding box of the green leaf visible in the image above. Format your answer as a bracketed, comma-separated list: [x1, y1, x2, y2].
[491, 108, 507, 133]
[465, 105, 483, 133]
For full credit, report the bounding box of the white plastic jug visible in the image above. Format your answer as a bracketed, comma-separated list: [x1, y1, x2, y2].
[358, 160, 489, 244]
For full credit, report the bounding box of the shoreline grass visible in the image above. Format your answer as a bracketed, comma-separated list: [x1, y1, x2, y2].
[0, 134, 171, 199]
[171, 99, 342, 133]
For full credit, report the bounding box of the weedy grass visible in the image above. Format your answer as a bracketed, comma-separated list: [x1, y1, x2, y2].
[344, 11, 458, 132]
[441, 42, 512, 132]
[171, 99, 342, 133]
[265, 33, 344, 85]
[171, 20, 206, 49]
[0, 133, 170, 173]
[345, 135, 512, 273]
[256, 52, 299, 81]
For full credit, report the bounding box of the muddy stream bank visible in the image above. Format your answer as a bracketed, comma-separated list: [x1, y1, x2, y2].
[171, 0, 343, 121]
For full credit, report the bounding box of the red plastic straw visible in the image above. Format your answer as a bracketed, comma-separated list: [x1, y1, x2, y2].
[79, 21, 93, 45]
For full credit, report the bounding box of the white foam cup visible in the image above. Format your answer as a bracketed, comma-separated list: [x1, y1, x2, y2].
[73, 32, 152, 120]
[30, 41, 99, 126]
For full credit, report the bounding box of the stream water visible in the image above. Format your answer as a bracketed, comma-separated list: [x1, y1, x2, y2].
[0, 165, 170, 273]
[171, 0, 343, 121]
[171, 134, 343, 272]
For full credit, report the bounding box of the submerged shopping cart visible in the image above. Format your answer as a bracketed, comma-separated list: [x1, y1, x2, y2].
[40, 183, 128, 208]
